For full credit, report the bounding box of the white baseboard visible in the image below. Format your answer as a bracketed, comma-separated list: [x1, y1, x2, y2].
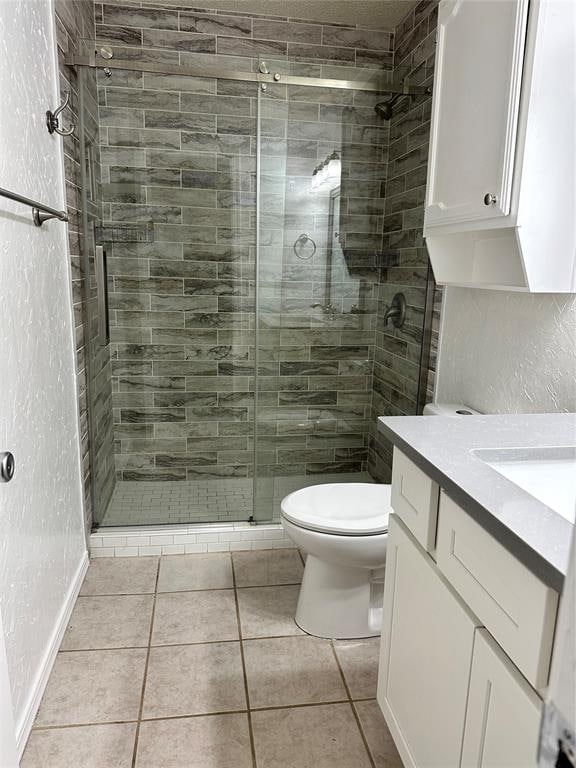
[15, 551, 89, 759]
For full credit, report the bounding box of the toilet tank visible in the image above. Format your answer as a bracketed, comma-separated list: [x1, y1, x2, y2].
[423, 403, 481, 416]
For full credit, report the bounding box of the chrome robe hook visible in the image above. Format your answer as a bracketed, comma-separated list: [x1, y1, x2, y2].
[46, 90, 75, 136]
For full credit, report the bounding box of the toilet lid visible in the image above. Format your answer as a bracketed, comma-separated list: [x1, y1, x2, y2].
[281, 483, 391, 536]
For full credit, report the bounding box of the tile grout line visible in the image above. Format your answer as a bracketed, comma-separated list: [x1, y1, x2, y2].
[31, 719, 140, 732]
[77, 581, 302, 598]
[31, 696, 382, 733]
[58, 627, 311, 654]
[131, 557, 161, 768]
[330, 642, 377, 768]
[240, 698, 351, 713]
[230, 552, 258, 768]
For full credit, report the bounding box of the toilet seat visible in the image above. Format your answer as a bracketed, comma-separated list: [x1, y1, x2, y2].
[281, 483, 391, 536]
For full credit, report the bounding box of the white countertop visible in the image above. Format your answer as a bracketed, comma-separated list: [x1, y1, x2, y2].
[378, 413, 576, 591]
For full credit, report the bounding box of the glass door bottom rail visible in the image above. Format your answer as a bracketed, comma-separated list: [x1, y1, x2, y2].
[98, 472, 373, 528]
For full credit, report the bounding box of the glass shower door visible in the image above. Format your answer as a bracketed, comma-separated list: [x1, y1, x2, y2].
[77, 50, 434, 528]
[78, 64, 259, 527]
[77, 65, 116, 527]
[253, 79, 387, 521]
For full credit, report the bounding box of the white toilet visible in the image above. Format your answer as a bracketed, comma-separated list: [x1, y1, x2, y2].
[282, 483, 390, 639]
[280, 403, 480, 639]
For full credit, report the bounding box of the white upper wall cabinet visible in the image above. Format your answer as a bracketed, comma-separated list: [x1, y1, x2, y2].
[426, 0, 528, 227]
[424, 0, 576, 292]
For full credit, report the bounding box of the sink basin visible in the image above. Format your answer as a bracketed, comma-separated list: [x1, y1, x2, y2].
[474, 446, 576, 524]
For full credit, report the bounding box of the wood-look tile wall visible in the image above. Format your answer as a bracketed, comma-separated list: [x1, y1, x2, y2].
[55, 0, 116, 533]
[94, 4, 393, 482]
[368, 0, 439, 483]
[93, 3, 393, 68]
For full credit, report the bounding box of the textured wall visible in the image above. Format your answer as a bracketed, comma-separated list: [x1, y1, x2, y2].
[54, 0, 116, 533]
[93, 6, 393, 482]
[436, 289, 576, 414]
[0, 0, 86, 738]
[368, 0, 438, 482]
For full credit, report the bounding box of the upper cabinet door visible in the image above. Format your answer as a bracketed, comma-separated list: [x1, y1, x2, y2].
[425, 0, 529, 228]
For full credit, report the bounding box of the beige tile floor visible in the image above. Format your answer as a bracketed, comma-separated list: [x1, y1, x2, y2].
[22, 550, 403, 768]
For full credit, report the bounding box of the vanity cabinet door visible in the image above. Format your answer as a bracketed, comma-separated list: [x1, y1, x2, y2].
[425, 0, 529, 229]
[378, 515, 481, 768]
[462, 629, 542, 768]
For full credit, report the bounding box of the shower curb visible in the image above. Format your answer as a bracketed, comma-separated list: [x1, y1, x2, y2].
[90, 522, 292, 557]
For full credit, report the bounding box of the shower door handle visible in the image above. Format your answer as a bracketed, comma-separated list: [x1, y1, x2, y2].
[95, 244, 110, 346]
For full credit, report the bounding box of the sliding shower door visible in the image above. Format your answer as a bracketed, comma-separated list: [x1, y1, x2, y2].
[79, 66, 260, 527]
[78, 51, 434, 527]
[253, 80, 388, 520]
[77, 64, 116, 527]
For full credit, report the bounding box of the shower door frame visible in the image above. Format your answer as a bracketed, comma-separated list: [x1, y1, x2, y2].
[71, 50, 431, 529]
[67, 51, 429, 95]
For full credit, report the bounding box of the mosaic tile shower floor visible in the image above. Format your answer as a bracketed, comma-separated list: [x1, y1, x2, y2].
[23, 550, 402, 767]
[100, 472, 373, 526]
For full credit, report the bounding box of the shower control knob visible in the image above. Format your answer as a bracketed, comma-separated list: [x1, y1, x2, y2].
[0, 452, 15, 483]
[483, 193, 497, 206]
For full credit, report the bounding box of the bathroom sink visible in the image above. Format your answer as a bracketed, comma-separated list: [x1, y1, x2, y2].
[474, 446, 576, 524]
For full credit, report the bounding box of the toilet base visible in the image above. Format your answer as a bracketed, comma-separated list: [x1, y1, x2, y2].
[295, 554, 384, 639]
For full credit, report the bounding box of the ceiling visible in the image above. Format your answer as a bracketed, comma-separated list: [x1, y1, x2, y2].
[150, 0, 419, 30]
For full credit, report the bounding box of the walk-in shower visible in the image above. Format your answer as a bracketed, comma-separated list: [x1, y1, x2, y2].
[70, 33, 435, 530]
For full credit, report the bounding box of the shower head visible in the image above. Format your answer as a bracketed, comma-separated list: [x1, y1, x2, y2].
[374, 94, 401, 121]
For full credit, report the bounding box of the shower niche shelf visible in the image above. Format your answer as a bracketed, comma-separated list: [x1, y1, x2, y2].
[423, 0, 575, 293]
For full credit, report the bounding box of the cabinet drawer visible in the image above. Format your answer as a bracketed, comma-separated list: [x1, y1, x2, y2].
[436, 493, 558, 690]
[391, 448, 439, 552]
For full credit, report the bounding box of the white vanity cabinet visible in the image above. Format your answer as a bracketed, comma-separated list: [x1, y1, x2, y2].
[462, 629, 542, 768]
[424, 0, 576, 292]
[378, 448, 559, 768]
